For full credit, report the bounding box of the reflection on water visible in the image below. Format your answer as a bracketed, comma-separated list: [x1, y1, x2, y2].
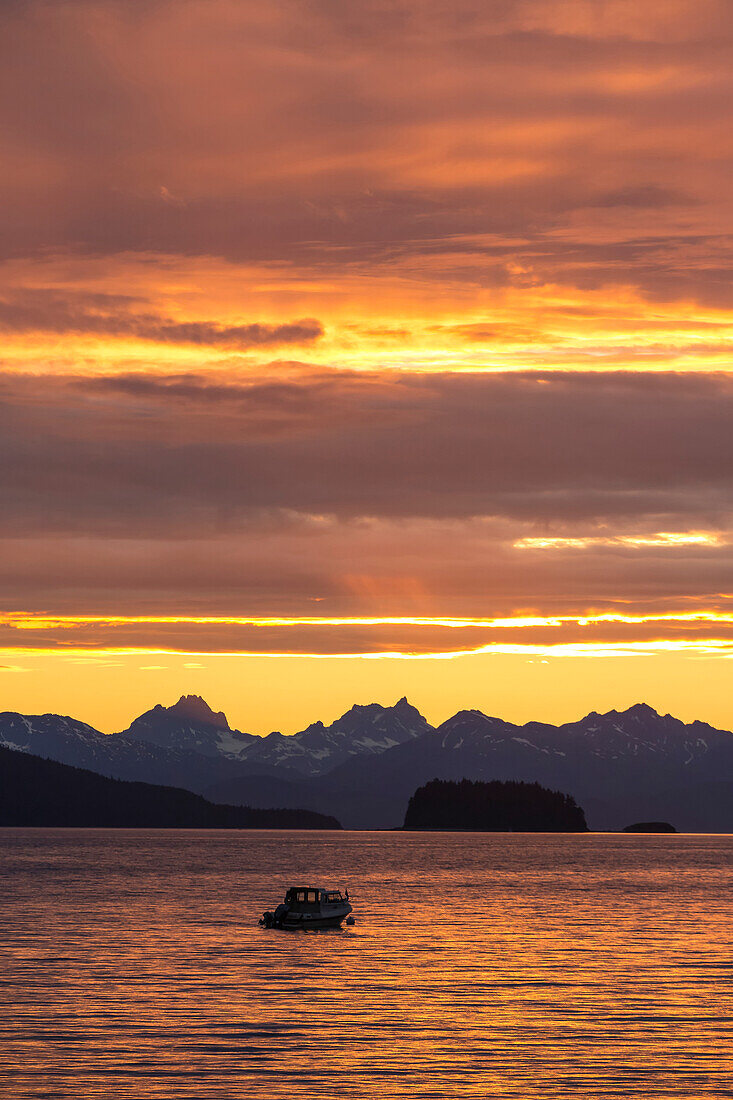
[1, 829, 733, 1098]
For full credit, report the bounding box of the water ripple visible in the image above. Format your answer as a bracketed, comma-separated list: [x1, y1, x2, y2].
[1, 830, 733, 1098]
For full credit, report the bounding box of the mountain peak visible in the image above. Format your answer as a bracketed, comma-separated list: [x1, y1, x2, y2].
[624, 702, 660, 720]
[163, 695, 230, 731]
[117, 694, 253, 757]
[594, 702, 661, 723]
[336, 697, 429, 729]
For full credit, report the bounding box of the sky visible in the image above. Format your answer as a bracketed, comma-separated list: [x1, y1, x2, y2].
[4, 0, 733, 734]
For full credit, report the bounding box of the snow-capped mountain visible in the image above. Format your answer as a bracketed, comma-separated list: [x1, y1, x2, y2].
[236, 697, 432, 776]
[0, 709, 232, 790]
[116, 693, 431, 776]
[432, 701, 728, 778]
[433, 702, 733, 811]
[0, 695, 432, 788]
[119, 694, 257, 759]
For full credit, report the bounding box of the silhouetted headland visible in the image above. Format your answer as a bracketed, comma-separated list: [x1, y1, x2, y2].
[403, 777, 588, 832]
[623, 821, 678, 833]
[0, 746, 340, 828]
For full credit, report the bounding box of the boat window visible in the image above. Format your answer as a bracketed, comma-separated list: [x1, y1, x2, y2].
[307, 890, 318, 903]
[296, 890, 306, 902]
[325, 891, 342, 902]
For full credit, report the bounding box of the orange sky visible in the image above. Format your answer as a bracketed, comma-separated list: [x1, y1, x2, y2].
[3, 0, 733, 734]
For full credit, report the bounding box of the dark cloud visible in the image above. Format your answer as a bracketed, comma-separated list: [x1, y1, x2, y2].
[3, 368, 733, 533]
[0, 290, 322, 348]
[133, 319, 323, 347]
[0, 523, 732, 624]
[2, 366, 733, 620]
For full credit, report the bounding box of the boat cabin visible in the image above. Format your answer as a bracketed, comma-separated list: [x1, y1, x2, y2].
[284, 887, 346, 910]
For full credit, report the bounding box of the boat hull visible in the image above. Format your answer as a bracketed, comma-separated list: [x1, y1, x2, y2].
[281, 913, 350, 930]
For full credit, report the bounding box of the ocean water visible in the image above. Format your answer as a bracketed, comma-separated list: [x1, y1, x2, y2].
[1, 830, 733, 1099]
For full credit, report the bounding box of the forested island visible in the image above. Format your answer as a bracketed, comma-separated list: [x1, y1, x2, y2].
[403, 778, 588, 832]
[623, 821, 678, 833]
[0, 746, 341, 828]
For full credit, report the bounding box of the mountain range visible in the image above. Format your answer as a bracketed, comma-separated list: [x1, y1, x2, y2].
[2, 694, 733, 830]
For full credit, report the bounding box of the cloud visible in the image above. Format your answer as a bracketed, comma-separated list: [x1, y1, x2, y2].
[0, 1, 732, 381]
[0, 290, 322, 348]
[2, 367, 733, 638]
[132, 319, 323, 347]
[0, 0, 731, 312]
[6, 606, 733, 658]
[4, 368, 733, 533]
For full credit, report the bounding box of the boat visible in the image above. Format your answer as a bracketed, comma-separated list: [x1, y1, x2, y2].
[259, 886, 354, 930]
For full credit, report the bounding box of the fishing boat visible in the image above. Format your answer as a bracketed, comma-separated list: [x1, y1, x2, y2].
[259, 886, 354, 930]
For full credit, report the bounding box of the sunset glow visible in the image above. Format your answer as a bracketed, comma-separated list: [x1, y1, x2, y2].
[8, 11, 733, 1100]
[4, 0, 733, 732]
